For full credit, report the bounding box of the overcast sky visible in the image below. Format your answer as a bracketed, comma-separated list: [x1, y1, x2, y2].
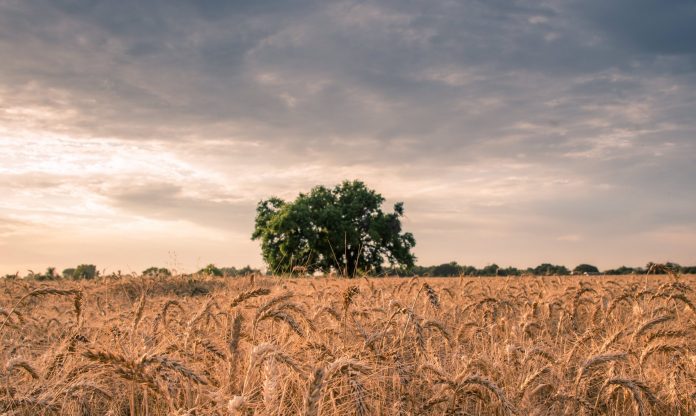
[1, 0, 695, 274]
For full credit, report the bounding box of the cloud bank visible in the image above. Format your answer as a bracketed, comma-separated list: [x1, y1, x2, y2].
[1, 0, 695, 273]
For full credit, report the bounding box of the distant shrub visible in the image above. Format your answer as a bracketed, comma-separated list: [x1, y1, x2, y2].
[143, 267, 172, 277]
[72, 264, 98, 280]
[220, 266, 261, 277]
[34, 267, 59, 281]
[431, 262, 462, 277]
[459, 265, 478, 276]
[497, 266, 521, 276]
[198, 264, 223, 277]
[573, 264, 599, 275]
[604, 266, 641, 275]
[530, 263, 570, 276]
[62, 268, 76, 279]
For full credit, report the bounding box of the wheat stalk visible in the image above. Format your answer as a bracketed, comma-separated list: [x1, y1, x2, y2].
[230, 288, 271, 308]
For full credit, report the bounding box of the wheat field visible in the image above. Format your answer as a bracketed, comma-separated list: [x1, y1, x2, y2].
[1, 272, 695, 415]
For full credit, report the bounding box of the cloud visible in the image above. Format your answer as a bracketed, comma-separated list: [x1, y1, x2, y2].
[574, 0, 696, 58]
[107, 182, 255, 233]
[1, 0, 695, 272]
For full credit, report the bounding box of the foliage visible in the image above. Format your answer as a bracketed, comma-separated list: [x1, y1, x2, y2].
[603, 266, 640, 275]
[497, 266, 522, 276]
[143, 267, 172, 277]
[646, 262, 683, 274]
[411, 262, 461, 277]
[198, 264, 223, 277]
[252, 180, 416, 277]
[62, 268, 76, 279]
[33, 267, 59, 281]
[529, 263, 570, 276]
[403, 261, 696, 278]
[459, 265, 479, 276]
[72, 264, 98, 280]
[573, 264, 599, 274]
[409, 262, 520, 277]
[220, 266, 262, 277]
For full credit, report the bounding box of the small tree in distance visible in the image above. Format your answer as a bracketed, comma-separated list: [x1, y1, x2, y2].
[252, 180, 416, 277]
[530, 263, 570, 276]
[573, 264, 599, 275]
[72, 264, 97, 280]
[198, 264, 223, 276]
[143, 267, 171, 277]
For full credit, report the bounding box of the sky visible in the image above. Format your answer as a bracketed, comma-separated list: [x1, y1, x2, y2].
[1, 0, 695, 275]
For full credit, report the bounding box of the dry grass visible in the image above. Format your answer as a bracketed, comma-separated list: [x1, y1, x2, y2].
[1, 272, 695, 414]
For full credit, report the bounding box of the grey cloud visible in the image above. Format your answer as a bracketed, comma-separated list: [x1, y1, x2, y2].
[2, 0, 693, 155]
[575, 0, 696, 58]
[1, 173, 68, 189]
[0, 217, 30, 236]
[106, 182, 256, 233]
[1, 0, 695, 270]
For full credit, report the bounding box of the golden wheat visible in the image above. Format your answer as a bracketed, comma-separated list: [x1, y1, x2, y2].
[0, 271, 694, 414]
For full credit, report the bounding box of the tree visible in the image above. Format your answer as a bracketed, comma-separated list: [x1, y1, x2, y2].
[531, 263, 570, 276]
[604, 266, 638, 275]
[220, 266, 261, 277]
[252, 180, 416, 277]
[198, 264, 223, 276]
[479, 263, 501, 276]
[143, 267, 171, 277]
[573, 264, 599, 275]
[34, 267, 58, 281]
[682, 266, 696, 274]
[431, 262, 462, 277]
[498, 266, 521, 276]
[460, 265, 478, 276]
[72, 264, 97, 280]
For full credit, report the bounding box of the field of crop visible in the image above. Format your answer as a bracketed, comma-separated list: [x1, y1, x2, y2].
[1, 273, 695, 415]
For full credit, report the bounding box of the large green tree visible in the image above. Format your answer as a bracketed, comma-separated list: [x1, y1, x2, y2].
[252, 180, 416, 276]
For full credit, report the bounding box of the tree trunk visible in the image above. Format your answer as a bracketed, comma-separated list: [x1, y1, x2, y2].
[346, 252, 357, 278]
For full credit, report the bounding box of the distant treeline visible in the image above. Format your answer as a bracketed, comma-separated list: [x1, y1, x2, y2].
[399, 261, 696, 277]
[3, 264, 264, 281]
[5, 261, 695, 280]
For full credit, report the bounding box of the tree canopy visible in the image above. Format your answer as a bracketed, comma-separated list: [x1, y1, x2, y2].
[252, 180, 416, 276]
[531, 263, 570, 276]
[72, 264, 97, 280]
[573, 264, 599, 274]
[143, 267, 171, 277]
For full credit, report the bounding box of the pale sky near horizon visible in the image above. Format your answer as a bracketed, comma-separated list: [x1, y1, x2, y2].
[1, 0, 695, 275]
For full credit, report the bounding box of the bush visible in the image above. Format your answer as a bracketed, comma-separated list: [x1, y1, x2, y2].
[73, 264, 98, 280]
[498, 266, 521, 276]
[34, 267, 59, 281]
[62, 268, 76, 279]
[604, 266, 639, 275]
[430, 262, 463, 277]
[408, 262, 520, 277]
[530, 263, 570, 276]
[573, 264, 599, 275]
[220, 266, 261, 277]
[479, 264, 501, 276]
[143, 267, 172, 277]
[198, 264, 223, 277]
